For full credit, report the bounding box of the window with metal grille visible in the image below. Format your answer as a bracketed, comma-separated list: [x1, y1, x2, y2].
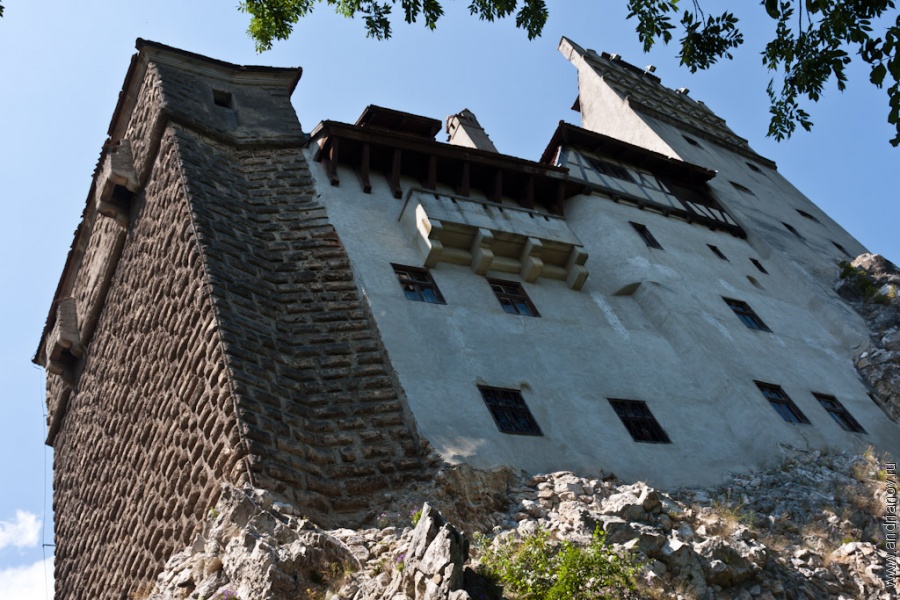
[708, 245, 729, 261]
[750, 258, 768, 274]
[755, 382, 810, 424]
[392, 264, 445, 304]
[488, 279, 540, 317]
[723, 298, 771, 332]
[478, 386, 542, 435]
[589, 157, 634, 182]
[630, 222, 663, 249]
[608, 399, 671, 443]
[814, 393, 866, 433]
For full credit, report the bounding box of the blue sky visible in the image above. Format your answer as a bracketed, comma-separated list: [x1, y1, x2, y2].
[1, 1, 897, 597]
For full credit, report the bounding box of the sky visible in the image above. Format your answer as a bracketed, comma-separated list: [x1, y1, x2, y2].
[0, 1, 898, 598]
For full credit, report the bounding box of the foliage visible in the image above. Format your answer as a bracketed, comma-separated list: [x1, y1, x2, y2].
[239, 0, 900, 147]
[838, 260, 889, 303]
[477, 527, 639, 600]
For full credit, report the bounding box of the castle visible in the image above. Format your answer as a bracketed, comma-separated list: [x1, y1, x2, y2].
[34, 38, 900, 599]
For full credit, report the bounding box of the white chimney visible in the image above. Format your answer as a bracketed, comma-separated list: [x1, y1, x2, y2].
[446, 109, 498, 153]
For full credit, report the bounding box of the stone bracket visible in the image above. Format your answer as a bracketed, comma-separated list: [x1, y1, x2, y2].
[45, 297, 83, 379]
[95, 140, 139, 228]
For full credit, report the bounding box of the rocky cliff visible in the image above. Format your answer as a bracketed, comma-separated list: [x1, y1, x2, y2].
[140, 445, 896, 600]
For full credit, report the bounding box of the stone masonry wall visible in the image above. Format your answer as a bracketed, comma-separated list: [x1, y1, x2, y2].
[172, 124, 433, 525]
[51, 126, 246, 600]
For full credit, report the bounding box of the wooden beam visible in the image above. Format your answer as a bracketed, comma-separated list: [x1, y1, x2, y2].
[322, 139, 340, 187]
[389, 148, 402, 199]
[521, 177, 535, 210]
[553, 181, 565, 216]
[489, 170, 503, 203]
[356, 142, 372, 193]
[424, 154, 437, 190]
[455, 162, 470, 197]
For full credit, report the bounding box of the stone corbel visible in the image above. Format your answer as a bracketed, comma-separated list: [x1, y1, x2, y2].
[565, 246, 589, 290]
[95, 140, 139, 228]
[470, 228, 494, 275]
[44, 297, 82, 381]
[520, 237, 544, 283]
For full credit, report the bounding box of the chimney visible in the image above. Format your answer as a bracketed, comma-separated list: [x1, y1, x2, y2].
[446, 109, 498, 153]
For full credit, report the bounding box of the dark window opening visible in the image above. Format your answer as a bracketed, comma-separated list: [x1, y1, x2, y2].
[746, 162, 762, 173]
[795, 209, 821, 223]
[832, 241, 853, 258]
[814, 393, 866, 433]
[213, 89, 233, 108]
[488, 279, 540, 317]
[708, 245, 729, 261]
[392, 264, 446, 304]
[750, 258, 768, 274]
[478, 386, 542, 435]
[683, 135, 701, 147]
[609, 399, 671, 443]
[755, 382, 810, 424]
[782, 222, 805, 240]
[730, 181, 755, 195]
[724, 298, 771, 332]
[630, 222, 663, 249]
[589, 157, 634, 182]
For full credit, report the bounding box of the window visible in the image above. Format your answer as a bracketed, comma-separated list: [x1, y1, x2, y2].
[750, 258, 768, 274]
[392, 264, 446, 304]
[588, 157, 634, 182]
[730, 181, 755, 195]
[630, 222, 663, 249]
[814, 393, 866, 433]
[782, 222, 805, 240]
[478, 386, 542, 435]
[608, 399, 671, 443]
[683, 135, 701, 147]
[755, 382, 810, 424]
[707, 245, 729, 261]
[488, 279, 540, 317]
[795, 209, 821, 223]
[212, 89, 233, 108]
[832, 241, 852, 258]
[723, 298, 771, 331]
[746, 162, 762, 173]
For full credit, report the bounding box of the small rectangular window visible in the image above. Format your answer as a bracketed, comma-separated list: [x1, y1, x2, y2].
[630, 222, 663, 249]
[750, 258, 768, 274]
[795, 209, 821, 223]
[608, 399, 671, 443]
[213, 89, 233, 108]
[392, 264, 446, 304]
[814, 393, 866, 433]
[478, 386, 542, 435]
[707, 245, 728, 261]
[755, 382, 810, 424]
[782, 222, 805, 240]
[488, 279, 540, 317]
[589, 157, 634, 182]
[832, 242, 852, 258]
[724, 298, 771, 332]
[730, 181, 755, 195]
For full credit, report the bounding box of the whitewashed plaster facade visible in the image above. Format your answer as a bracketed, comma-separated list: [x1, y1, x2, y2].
[306, 39, 900, 487]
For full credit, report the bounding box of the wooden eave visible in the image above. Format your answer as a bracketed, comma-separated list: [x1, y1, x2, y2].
[309, 121, 583, 214]
[540, 122, 717, 186]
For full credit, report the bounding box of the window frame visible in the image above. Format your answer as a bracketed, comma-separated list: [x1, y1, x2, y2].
[723, 298, 771, 332]
[588, 157, 635, 183]
[391, 264, 446, 305]
[630, 222, 663, 250]
[814, 393, 866, 433]
[488, 279, 540, 317]
[478, 385, 543, 436]
[755, 382, 810, 424]
[608, 399, 671, 443]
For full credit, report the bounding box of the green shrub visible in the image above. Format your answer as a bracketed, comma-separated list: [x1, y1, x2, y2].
[478, 528, 638, 600]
